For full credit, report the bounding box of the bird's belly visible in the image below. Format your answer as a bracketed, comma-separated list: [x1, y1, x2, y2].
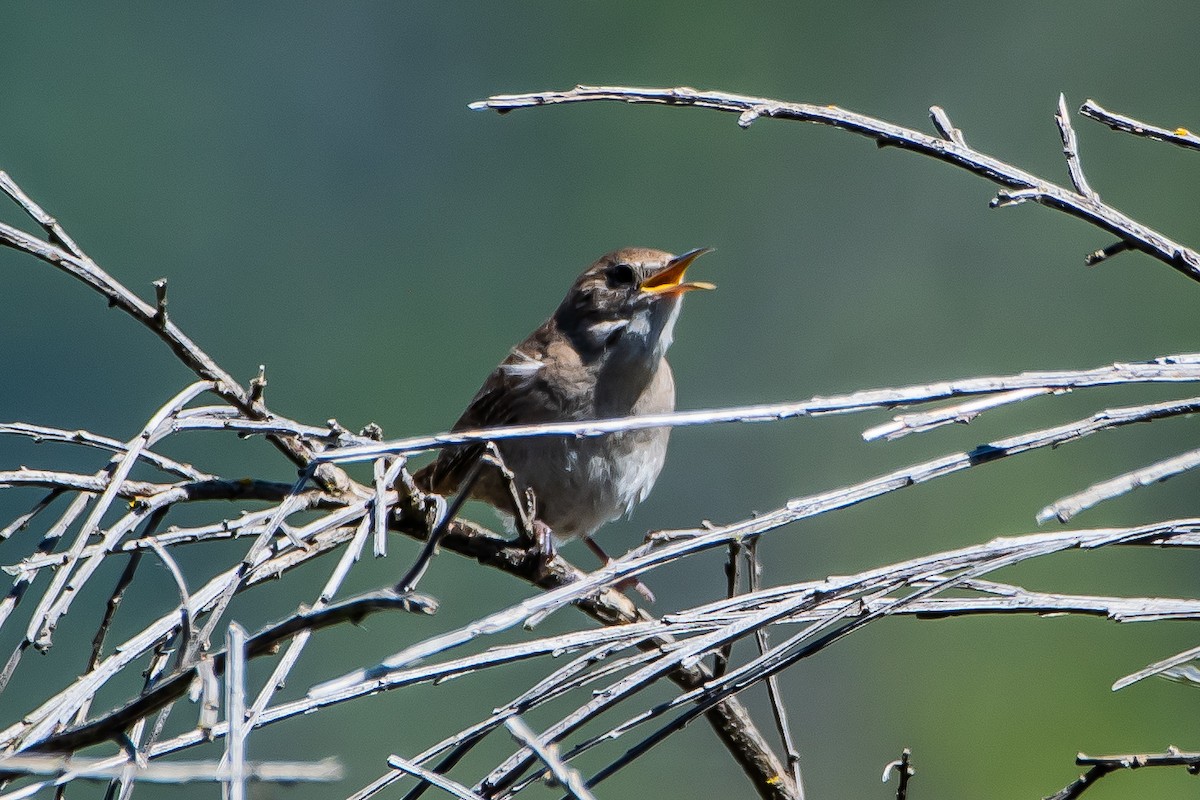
[499, 429, 667, 541]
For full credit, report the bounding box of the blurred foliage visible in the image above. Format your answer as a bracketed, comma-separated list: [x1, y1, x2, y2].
[1, 3, 1200, 799]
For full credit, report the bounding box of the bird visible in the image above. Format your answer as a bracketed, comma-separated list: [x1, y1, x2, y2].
[414, 247, 713, 583]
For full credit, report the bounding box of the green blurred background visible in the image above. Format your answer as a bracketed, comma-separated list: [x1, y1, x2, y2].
[2, 3, 1200, 798]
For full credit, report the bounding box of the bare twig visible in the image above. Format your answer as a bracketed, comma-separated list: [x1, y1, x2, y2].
[503, 717, 596, 800]
[928, 106, 965, 146]
[322, 391, 1200, 718]
[747, 541, 804, 798]
[86, 553, 143, 681]
[1085, 240, 1135, 267]
[0, 172, 88, 258]
[25, 590, 435, 755]
[239, 515, 373, 736]
[0, 491, 96, 690]
[396, 462, 475, 593]
[1113, 640, 1200, 691]
[28, 381, 213, 652]
[152, 278, 168, 328]
[0, 470, 167, 497]
[0, 490, 63, 541]
[1039, 446, 1200, 523]
[0, 176, 329, 480]
[1055, 94, 1097, 199]
[0, 754, 341, 785]
[0, 422, 206, 480]
[1078, 746, 1200, 770]
[862, 388, 1053, 441]
[373, 458, 405, 558]
[45, 520, 1200, 797]
[321, 354, 1200, 464]
[1080, 99, 1200, 152]
[145, 538, 194, 666]
[1045, 747, 1200, 800]
[385, 756, 486, 800]
[881, 749, 914, 800]
[1043, 763, 1118, 800]
[224, 623, 248, 800]
[470, 86, 1200, 281]
[714, 541, 741, 678]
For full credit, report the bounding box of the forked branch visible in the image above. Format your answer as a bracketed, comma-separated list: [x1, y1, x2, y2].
[471, 86, 1200, 280]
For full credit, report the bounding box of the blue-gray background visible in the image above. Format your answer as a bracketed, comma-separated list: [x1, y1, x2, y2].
[2, 4, 1199, 798]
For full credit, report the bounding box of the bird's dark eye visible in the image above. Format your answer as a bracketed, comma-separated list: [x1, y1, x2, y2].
[606, 263, 636, 287]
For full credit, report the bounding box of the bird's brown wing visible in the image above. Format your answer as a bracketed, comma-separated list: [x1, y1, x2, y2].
[416, 323, 584, 495]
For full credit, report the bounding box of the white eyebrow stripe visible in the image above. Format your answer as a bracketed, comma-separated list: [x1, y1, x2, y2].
[587, 319, 628, 337]
[500, 352, 544, 377]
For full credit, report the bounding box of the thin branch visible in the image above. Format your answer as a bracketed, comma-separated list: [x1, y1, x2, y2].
[1077, 747, 1200, 770]
[0, 471, 167, 498]
[0, 504, 370, 750]
[1055, 93, 1097, 199]
[928, 106, 965, 146]
[1044, 747, 1200, 800]
[169, 407, 375, 449]
[27, 381, 213, 652]
[1080, 99, 1200, 152]
[385, 756, 486, 800]
[0, 754, 340, 785]
[0, 423, 206, 480]
[714, 541, 741, 678]
[881, 749, 914, 800]
[25, 590, 435, 755]
[0, 172, 88, 258]
[1085, 240, 1135, 267]
[145, 538, 193, 661]
[0, 490, 63, 541]
[224, 623, 248, 800]
[1113, 640, 1200, 691]
[503, 717, 596, 800]
[73, 521, 1200, 794]
[862, 388, 1052, 441]
[1039, 446, 1200, 523]
[0, 492, 95, 690]
[469, 86, 1200, 281]
[396, 455, 484, 594]
[239, 515, 373, 736]
[747, 541, 804, 798]
[320, 354, 1200, 464]
[0, 173, 354, 492]
[86, 553, 143, 681]
[1043, 763, 1118, 800]
[6, 492, 331, 576]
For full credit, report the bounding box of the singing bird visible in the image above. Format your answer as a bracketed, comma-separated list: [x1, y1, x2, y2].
[415, 247, 713, 575]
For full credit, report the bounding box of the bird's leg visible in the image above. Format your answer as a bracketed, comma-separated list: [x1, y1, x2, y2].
[477, 444, 559, 575]
[583, 536, 656, 604]
[516, 489, 562, 577]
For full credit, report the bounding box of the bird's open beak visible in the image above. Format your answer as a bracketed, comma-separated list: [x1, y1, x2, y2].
[639, 247, 716, 296]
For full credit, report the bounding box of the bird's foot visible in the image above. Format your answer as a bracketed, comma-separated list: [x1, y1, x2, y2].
[616, 575, 657, 604]
[518, 519, 558, 579]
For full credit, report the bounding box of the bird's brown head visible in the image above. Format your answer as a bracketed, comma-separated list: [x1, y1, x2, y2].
[555, 247, 714, 361]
